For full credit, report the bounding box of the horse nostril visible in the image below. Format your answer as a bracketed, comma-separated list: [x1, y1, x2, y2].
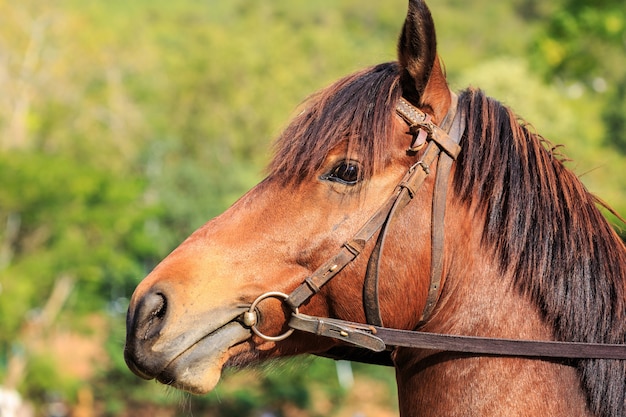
[124, 289, 171, 379]
[152, 293, 167, 319]
[134, 291, 168, 341]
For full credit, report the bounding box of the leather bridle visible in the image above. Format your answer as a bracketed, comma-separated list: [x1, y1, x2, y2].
[242, 94, 626, 361]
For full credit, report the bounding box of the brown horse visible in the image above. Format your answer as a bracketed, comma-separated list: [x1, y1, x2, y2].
[124, 1, 626, 416]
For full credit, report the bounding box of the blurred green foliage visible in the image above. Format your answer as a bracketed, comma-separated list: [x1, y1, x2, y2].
[0, 0, 624, 415]
[530, 0, 624, 82]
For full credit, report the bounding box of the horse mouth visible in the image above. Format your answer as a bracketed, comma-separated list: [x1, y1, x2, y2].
[153, 319, 252, 393]
[126, 310, 252, 394]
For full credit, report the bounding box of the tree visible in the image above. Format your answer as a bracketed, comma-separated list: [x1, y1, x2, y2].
[0, 150, 161, 406]
[530, 0, 625, 83]
[528, 0, 626, 155]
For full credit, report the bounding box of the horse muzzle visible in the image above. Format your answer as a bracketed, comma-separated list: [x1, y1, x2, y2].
[124, 287, 252, 392]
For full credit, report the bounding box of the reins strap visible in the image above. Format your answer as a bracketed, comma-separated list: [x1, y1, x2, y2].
[289, 313, 626, 360]
[281, 94, 626, 363]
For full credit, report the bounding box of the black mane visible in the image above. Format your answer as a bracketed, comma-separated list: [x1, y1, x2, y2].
[455, 88, 626, 417]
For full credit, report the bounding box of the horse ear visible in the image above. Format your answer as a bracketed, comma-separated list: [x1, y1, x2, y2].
[397, 0, 451, 123]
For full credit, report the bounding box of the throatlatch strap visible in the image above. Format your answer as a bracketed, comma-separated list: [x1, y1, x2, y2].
[418, 107, 464, 325]
[363, 94, 462, 327]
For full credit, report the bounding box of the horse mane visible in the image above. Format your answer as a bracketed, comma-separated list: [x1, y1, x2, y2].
[269, 63, 626, 416]
[455, 88, 626, 417]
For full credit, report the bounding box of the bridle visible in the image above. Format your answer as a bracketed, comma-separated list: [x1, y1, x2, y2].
[242, 94, 626, 362]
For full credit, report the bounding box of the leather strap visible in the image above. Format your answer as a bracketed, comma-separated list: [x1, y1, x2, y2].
[277, 94, 626, 363]
[287, 140, 444, 310]
[362, 213, 389, 326]
[362, 171, 418, 326]
[289, 313, 626, 360]
[288, 96, 457, 311]
[418, 99, 464, 325]
[363, 95, 462, 327]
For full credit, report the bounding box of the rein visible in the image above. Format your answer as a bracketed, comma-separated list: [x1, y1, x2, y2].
[242, 95, 626, 362]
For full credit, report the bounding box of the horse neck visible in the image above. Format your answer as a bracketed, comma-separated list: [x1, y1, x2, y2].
[393, 349, 591, 417]
[391, 209, 594, 417]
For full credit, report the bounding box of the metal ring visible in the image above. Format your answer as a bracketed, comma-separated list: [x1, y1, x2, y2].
[246, 291, 298, 342]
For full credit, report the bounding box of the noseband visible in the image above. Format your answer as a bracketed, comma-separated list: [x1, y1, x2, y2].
[243, 95, 626, 362]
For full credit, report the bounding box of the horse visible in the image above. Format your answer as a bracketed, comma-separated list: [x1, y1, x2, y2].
[124, 1, 626, 416]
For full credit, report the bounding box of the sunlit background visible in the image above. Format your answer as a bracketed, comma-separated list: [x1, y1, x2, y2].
[1, 0, 624, 416]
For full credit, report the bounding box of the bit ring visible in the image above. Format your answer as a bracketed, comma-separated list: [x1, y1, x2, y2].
[245, 291, 298, 342]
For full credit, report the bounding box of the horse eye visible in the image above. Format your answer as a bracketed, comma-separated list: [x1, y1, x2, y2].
[322, 161, 361, 185]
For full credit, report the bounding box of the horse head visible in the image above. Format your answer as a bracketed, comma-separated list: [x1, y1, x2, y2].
[125, 0, 453, 394]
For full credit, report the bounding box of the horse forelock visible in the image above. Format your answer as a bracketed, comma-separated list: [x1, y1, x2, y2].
[268, 62, 403, 186]
[454, 87, 626, 417]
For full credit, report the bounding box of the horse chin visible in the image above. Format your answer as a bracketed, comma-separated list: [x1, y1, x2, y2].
[156, 321, 252, 394]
